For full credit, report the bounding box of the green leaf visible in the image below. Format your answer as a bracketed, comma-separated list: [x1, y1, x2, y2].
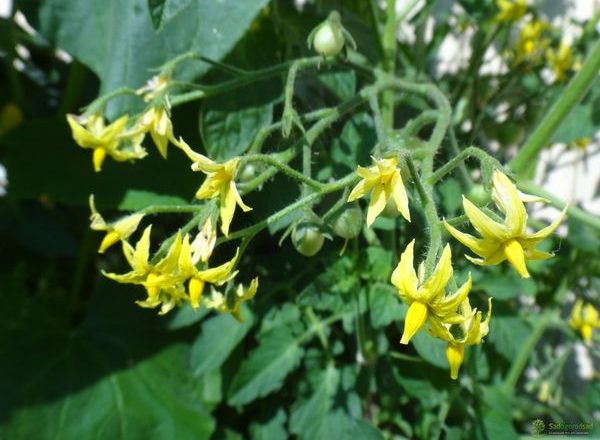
[0, 280, 215, 440]
[331, 112, 376, 174]
[147, 0, 166, 29]
[437, 178, 462, 215]
[117, 189, 189, 211]
[200, 90, 274, 161]
[411, 330, 448, 369]
[473, 269, 536, 300]
[318, 71, 356, 100]
[190, 308, 254, 376]
[488, 315, 530, 360]
[552, 80, 600, 143]
[290, 365, 340, 439]
[481, 386, 518, 439]
[369, 284, 407, 328]
[250, 409, 288, 440]
[568, 216, 600, 252]
[164, 304, 209, 330]
[38, 0, 270, 113]
[227, 328, 304, 406]
[365, 247, 393, 281]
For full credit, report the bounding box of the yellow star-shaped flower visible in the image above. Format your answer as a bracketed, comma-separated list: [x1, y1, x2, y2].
[177, 138, 251, 236]
[514, 19, 550, 64]
[546, 41, 579, 83]
[445, 170, 566, 278]
[103, 225, 186, 314]
[428, 297, 492, 379]
[569, 299, 600, 345]
[179, 233, 239, 309]
[67, 113, 147, 172]
[88, 195, 145, 253]
[139, 106, 174, 158]
[391, 240, 472, 345]
[494, 0, 527, 22]
[347, 156, 410, 227]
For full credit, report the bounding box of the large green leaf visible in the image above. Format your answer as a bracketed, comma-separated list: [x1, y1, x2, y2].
[290, 365, 340, 439]
[0, 280, 215, 440]
[331, 112, 376, 175]
[38, 0, 270, 113]
[227, 328, 304, 406]
[190, 308, 254, 377]
[369, 284, 407, 329]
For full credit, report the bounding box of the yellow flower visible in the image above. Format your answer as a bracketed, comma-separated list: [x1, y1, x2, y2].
[391, 240, 472, 345]
[179, 233, 239, 309]
[204, 278, 259, 322]
[177, 138, 252, 236]
[347, 156, 410, 227]
[193, 217, 218, 263]
[546, 41, 578, 83]
[428, 297, 492, 379]
[67, 113, 147, 172]
[103, 226, 187, 314]
[445, 170, 566, 278]
[139, 106, 174, 158]
[569, 299, 600, 345]
[137, 75, 169, 102]
[88, 195, 144, 253]
[514, 19, 550, 64]
[494, 0, 527, 22]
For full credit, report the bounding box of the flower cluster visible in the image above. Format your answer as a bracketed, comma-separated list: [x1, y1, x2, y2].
[346, 160, 563, 378]
[569, 300, 600, 345]
[67, 76, 257, 319]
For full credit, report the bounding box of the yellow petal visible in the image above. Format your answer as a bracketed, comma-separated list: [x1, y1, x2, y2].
[67, 114, 97, 148]
[99, 231, 120, 253]
[444, 221, 497, 257]
[581, 324, 593, 345]
[178, 234, 197, 275]
[391, 173, 411, 222]
[198, 249, 239, 285]
[93, 147, 107, 172]
[155, 232, 183, 273]
[391, 240, 419, 298]
[135, 226, 153, 267]
[491, 170, 527, 234]
[569, 299, 583, 328]
[524, 207, 567, 245]
[524, 248, 554, 260]
[422, 244, 453, 301]
[463, 196, 507, 241]
[176, 137, 213, 166]
[400, 301, 428, 344]
[465, 246, 506, 266]
[366, 184, 387, 226]
[219, 184, 237, 236]
[583, 303, 600, 326]
[503, 239, 530, 278]
[231, 181, 252, 212]
[435, 274, 472, 317]
[348, 178, 375, 202]
[446, 343, 465, 380]
[189, 278, 206, 309]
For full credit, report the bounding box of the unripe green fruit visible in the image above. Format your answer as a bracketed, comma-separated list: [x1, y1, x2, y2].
[333, 205, 363, 239]
[467, 184, 491, 206]
[293, 224, 325, 257]
[496, 120, 526, 147]
[313, 22, 344, 56]
[237, 163, 257, 183]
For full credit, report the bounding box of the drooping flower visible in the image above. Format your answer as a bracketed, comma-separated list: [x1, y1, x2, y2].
[89, 195, 144, 253]
[177, 138, 251, 236]
[569, 299, 600, 345]
[193, 217, 218, 263]
[391, 240, 472, 345]
[445, 170, 566, 278]
[138, 106, 174, 158]
[348, 156, 410, 227]
[204, 278, 259, 322]
[103, 226, 187, 314]
[179, 233, 239, 309]
[428, 297, 492, 379]
[67, 113, 147, 172]
[514, 19, 550, 64]
[546, 41, 579, 83]
[494, 0, 527, 22]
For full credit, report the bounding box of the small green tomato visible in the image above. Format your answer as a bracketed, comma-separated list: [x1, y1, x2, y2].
[293, 224, 325, 257]
[333, 204, 363, 239]
[237, 163, 257, 183]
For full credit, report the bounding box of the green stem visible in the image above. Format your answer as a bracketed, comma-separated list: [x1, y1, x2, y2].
[241, 154, 324, 190]
[219, 173, 358, 244]
[510, 40, 600, 176]
[381, 0, 398, 128]
[517, 180, 600, 231]
[427, 146, 504, 185]
[141, 205, 203, 215]
[501, 310, 557, 395]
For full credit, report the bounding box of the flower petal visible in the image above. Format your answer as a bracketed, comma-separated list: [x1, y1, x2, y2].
[422, 244, 453, 302]
[392, 173, 411, 222]
[491, 170, 527, 234]
[219, 185, 237, 236]
[400, 301, 428, 344]
[503, 239, 530, 278]
[366, 184, 387, 226]
[463, 196, 508, 241]
[444, 221, 497, 257]
[391, 239, 419, 298]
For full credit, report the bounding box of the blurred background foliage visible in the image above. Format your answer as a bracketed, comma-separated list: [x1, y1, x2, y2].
[0, 0, 599, 438]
